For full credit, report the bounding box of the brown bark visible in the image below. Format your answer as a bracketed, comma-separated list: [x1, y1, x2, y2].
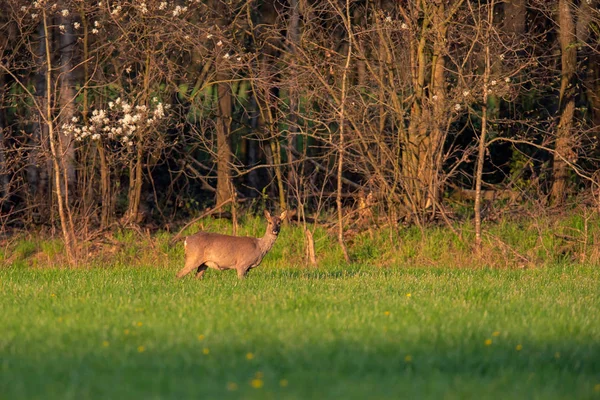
[58, 7, 76, 195]
[285, 0, 300, 197]
[402, 1, 450, 219]
[30, 21, 51, 221]
[475, 1, 494, 253]
[337, 0, 352, 263]
[551, 0, 577, 205]
[0, 72, 8, 200]
[215, 71, 233, 206]
[43, 10, 76, 263]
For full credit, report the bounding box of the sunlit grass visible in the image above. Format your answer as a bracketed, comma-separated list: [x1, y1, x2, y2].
[1, 264, 598, 399]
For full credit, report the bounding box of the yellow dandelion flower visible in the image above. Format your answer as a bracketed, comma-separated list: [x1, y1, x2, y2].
[492, 331, 500, 337]
[404, 355, 412, 362]
[197, 334, 205, 341]
[594, 383, 600, 392]
[384, 311, 390, 316]
[51, 293, 56, 297]
[516, 344, 523, 351]
[406, 293, 411, 298]
[203, 348, 210, 355]
[280, 379, 289, 387]
[251, 379, 264, 389]
[137, 346, 145, 353]
[57, 317, 63, 323]
[484, 339, 492, 346]
[246, 352, 254, 360]
[102, 341, 110, 347]
[124, 329, 130, 335]
[227, 382, 238, 391]
[136, 322, 143, 327]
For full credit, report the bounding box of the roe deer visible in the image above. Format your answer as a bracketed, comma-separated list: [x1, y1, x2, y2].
[176, 210, 287, 279]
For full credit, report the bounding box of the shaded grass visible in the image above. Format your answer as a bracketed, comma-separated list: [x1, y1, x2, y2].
[1, 265, 599, 399]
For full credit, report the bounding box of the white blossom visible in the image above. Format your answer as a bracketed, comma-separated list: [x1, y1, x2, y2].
[94, 21, 100, 27]
[92, 28, 99, 34]
[505, 77, 511, 83]
[159, 2, 168, 10]
[206, 33, 213, 39]
[491, 80, 497, 86]
[21, 6, 27, 12]
[223, 53, 230, 59]
[139, 3, 148, 14]
[385, 16, 392, 23]
[463, 90, 470, 97]
[173, 5, 187, 16]
[401, 23, 408, 30]
[216, 40, 223, 47]
[59, 25, 66, 32]
[31, 13, 38, 19]
[64, 99, 167, 147]
[61, 9, 69, 17]
[454, 104, 462, 111]
[432, 95, 438, 101]
[73, 22, 80, 30]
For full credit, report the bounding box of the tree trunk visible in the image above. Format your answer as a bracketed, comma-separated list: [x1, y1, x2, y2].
[31, 21, 51, 221]
[58, 6, 76, 199]
[0, 72, 9, 201]
[551, 0, 577, 205]
[42, 9, 76, 263]
[475, 0, 494, 253]
[285, 0, 300, 201]
[215, 71, 233, 206]
[402, 2, 449, 220]
[337, 0, 352, 263]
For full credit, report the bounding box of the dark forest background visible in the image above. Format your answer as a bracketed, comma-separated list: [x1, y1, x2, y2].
[1, 0, 599, 264]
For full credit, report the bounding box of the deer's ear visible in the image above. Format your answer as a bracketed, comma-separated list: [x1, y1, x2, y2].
[279, 210, 288, 220]
[264, 209, 272, 219]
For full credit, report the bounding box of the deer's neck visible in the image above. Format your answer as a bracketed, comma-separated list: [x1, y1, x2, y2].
[258, 231, 278, 256]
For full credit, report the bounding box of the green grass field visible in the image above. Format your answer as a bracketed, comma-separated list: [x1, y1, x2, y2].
[1, 264, 599, 399]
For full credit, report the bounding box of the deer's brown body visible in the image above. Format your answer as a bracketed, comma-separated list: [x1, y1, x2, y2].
[177, 210, 286, 279]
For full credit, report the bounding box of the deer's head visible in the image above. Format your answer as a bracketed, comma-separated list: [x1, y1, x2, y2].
[264, 210, 287, 236]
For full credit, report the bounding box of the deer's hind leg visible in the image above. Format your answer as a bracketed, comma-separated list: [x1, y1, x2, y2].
[194, 265, 208, 280]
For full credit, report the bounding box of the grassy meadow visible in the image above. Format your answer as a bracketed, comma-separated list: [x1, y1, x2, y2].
[1, 264, 599, 399]
[1, 215, 600, 399]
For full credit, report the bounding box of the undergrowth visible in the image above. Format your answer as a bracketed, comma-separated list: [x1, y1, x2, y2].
[1, 211, 599, 270]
